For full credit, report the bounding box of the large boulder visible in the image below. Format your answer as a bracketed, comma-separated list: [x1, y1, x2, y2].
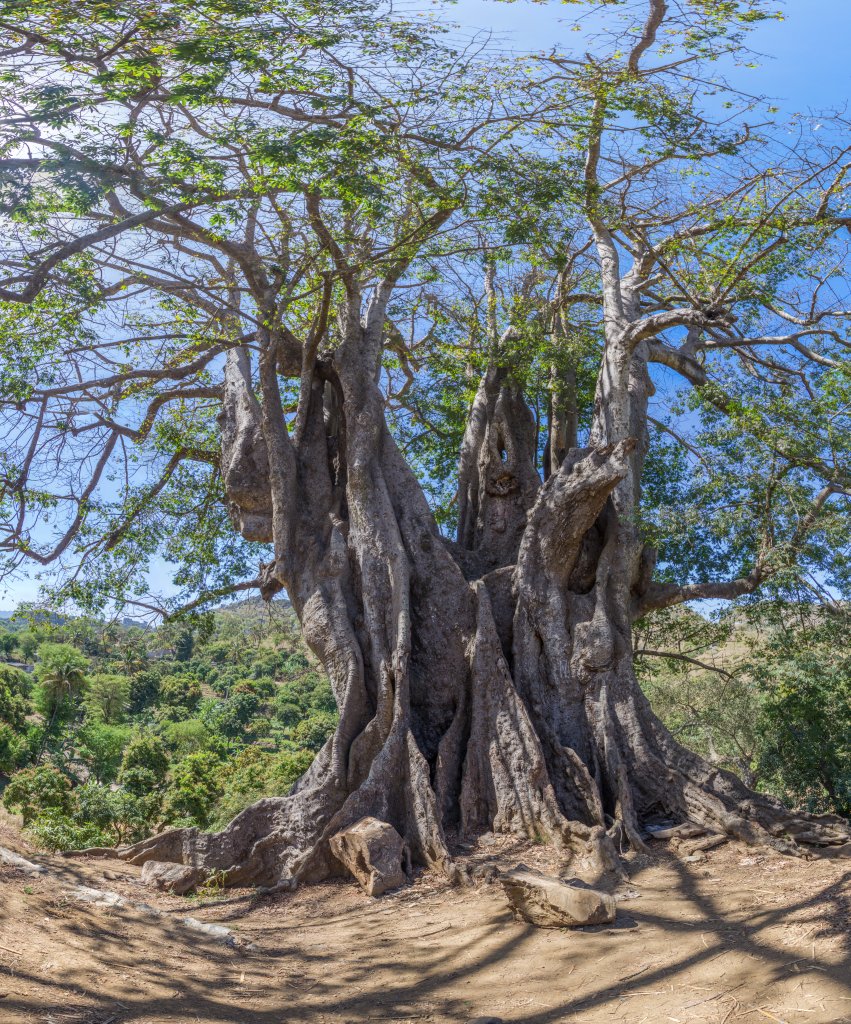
[329, 817, 410, 897]
[140, 860, 206, 895]
[499, 866, 616, 928]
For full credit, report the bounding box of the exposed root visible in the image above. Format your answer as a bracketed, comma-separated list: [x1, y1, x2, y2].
[608, 682, 851, 858]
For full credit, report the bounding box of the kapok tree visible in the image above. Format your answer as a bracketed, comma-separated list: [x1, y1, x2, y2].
[0, 0, 849, 887]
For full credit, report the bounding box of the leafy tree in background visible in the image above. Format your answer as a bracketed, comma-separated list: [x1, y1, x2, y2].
[292, 711, 337, 753]
[213, 746, 314, 828]
[636, 604, 851, 815]
[164, 751, 225, 828]
[119, 733, 170, 795]
[201, 691, 260, 739]
[0, 724, 29, 775]
[3, 765, 73, 825]
[175, 632, 194, 663]
[748, 616, 851, 816]
[0, 664, 30, 731]
[128, 671, 160, 715]
[83, 673, 131, 724]
[0, 595, 335, 841]
[273, 697, 302, 729]
[155, 674, 202, 722]
[77, 722, 132, 784]
[74, 783, 154, 845]
[17, 633, 38, 663]
[160, 718, 215, 758]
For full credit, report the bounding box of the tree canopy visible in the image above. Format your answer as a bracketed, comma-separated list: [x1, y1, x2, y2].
[2, 0, 848, 618]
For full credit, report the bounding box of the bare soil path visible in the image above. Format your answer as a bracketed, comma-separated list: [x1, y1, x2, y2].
[0, 813, 848, 1024]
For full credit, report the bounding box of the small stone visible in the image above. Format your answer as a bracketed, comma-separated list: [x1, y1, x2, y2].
[468, 1017, 503, 1024]
[471, 863, 499, 884]
[499, 866, 616, 928]
[329, 817, 409, 897]
[447, 861, 474, 887]
[140, 860, 206, 895]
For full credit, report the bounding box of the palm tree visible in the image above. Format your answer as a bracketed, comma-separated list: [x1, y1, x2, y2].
[34, 643, 89, 759]
[38, 653, 87, 706]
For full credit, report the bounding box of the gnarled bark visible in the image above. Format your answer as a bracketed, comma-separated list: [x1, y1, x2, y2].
[116, 315, 851, 888]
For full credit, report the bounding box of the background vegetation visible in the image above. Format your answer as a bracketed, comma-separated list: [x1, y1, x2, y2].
[0, 599, 334, 849]
[0, 595, 847, 851]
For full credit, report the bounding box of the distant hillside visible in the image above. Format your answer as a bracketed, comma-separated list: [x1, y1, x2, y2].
[0, 595, 295, 629]
[213, 595, 297, 628]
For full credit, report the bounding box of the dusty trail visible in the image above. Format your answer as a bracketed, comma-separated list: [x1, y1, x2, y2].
[0, 814, 848, 1024]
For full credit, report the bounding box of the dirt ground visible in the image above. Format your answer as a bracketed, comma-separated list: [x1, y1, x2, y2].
[0, 812, 849, 1024]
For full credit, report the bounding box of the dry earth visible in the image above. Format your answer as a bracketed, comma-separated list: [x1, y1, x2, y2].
[0, 811, 849, 1024]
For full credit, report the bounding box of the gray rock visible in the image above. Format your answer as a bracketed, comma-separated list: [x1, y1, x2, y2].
[329, 817, 410, 897]
[140, 860, 206, 895]
[180, 917, 235, 942]
[499, 866, 616, 928]
[0, 846, 47, 874]
[471, 863, 499, 884]
[71, 884, 125, 907]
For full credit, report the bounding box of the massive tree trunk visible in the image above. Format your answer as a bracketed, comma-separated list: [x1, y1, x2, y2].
[119, 301, 851, 887]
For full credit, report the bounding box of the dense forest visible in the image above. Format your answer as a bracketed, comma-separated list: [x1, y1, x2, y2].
[0, 600, 337, 853]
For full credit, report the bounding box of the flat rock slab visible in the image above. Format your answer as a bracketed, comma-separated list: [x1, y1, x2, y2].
[499, 866, 616, 928]
[330, 816, 409, 897]
[140, 859, 206, 895]
[0, 845, 47, 874]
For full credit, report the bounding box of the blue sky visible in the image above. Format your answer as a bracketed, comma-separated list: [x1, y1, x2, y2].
[4, 0, 850, 609]
[448, 0, 851, 113]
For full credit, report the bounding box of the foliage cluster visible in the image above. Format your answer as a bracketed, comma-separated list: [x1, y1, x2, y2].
[0, 600, 337, 848]
[636, 604, 851, 817]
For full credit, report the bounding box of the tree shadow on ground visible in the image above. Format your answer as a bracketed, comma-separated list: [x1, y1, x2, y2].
[0, 850, 849, 1024]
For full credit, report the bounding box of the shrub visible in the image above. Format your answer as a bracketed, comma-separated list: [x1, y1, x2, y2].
[78, 722, 132, 784]
[292, 711, 337, 752]
[26, 810, 106, 852]
[2, 765, 73, 825]
[74, 783, 156, 844]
